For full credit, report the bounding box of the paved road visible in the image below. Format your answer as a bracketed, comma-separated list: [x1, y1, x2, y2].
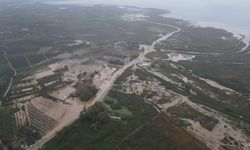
[27, 23, 181, 150]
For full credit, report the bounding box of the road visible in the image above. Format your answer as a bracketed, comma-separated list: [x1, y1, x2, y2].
[235, 37, 250, 53]
[3, 51, 16, 98]
[91, 24, 180, 104]
[27, 23, 181, 150]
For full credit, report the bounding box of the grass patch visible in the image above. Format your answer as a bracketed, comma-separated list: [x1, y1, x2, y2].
[112, 106, 133, 120]
[148, 25, 175, 33]
[104, 96, 133, 119]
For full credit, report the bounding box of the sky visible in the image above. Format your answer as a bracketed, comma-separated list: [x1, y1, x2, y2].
[47, 0, 250, 36]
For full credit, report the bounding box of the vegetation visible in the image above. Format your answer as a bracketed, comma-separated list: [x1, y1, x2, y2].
[148, 24, 175, 34]
[156, 26, 244, 53]
[27, 54, 47, 65]
[152, 60, 250, 129]
[0, 55, 13, 98]
[104, 96, 133, 120]
[0, 3, 164, 100]
[80, 102, 110, 131]
[112, 106, 133, 120]
[109, 59, 124, 66]
[38, 74, 62, 85]
[134, 68, 152, 81]
[180, 61, 250, 94]
[114, 68, 133, 85]
[75, 82, 98, 102]
[167, 103, 219, 131]
[104, 96, 122, 109]
[44, 90, 158, 150]
[1, 2, 249, 150]
[118, 114, 210, 150]
[0, 107, 17, 145]
[8, 56, 30, 69]
[18, 127, 42, 146]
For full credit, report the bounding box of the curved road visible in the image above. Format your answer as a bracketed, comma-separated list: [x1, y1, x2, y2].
[3, 51, 16, 98]
[28, 23, 181, 150]
[236, 40, 250, 53]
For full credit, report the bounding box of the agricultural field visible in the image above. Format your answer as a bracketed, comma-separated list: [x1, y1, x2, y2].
[0, 1, 250, 150]
[118, 113, 210, 150]
[0, 3, 171, 100]
[43, 90, 158, 150]
[44, 85, 210, 150]
[44, 58, 221, 150]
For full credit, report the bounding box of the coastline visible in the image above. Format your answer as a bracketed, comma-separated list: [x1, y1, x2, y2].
[161, 13, 250, 42]
[195, 21, 250, 41]
[161, 13, 250, 53]
[45, 0, 250, 42]
[194, 21, 250, 53]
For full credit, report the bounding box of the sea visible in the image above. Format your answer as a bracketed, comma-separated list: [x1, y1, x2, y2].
[45, 0, 250, 39]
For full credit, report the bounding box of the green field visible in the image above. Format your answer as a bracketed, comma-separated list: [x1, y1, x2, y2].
[0, 107, 17, 144]
[148, 25, 175, 33]
[112, 106, 133, 120]
[104, 96, 133, 119]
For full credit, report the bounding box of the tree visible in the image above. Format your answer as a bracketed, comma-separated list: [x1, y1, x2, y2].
[75, 82, 98, 102]
[80, 102, 109, 125]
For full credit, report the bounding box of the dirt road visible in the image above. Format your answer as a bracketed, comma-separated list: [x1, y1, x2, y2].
[27, 23, 181, 150]
[3, 51, 16, 98]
